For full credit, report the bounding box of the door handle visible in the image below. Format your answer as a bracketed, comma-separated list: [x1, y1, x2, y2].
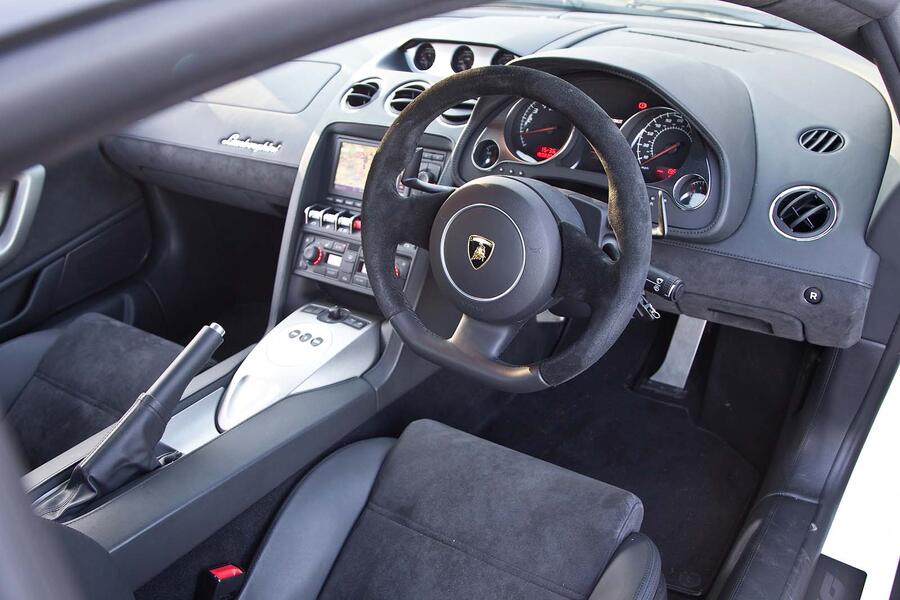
[0, 165, 44, 270]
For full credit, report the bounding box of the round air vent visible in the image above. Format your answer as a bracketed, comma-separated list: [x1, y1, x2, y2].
[441, 98, 477, 125]
[342, 79, 380, 109]
[387, 82, 428, 114]
[799, 128, 845, 153]
[770, 186, 838, 241]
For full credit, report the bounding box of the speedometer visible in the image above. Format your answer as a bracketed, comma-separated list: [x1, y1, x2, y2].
[625, 108, 693, 182]
[506, 100, 574, 163]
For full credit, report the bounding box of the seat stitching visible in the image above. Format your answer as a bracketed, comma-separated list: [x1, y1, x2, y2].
[367, 502, 584, 599]
[634, 538, 659, 600]
[32, 372, 122, 418]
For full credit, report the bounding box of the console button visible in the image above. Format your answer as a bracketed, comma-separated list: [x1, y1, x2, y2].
[344, 317, 367, 330]
[339, 273, 352, 283]
[288, 329, 301, 338]
[332, 241, 348, 253]
[302, 305, 322, 314]
[352, 274, 369, 288]
[299, 333, 312, 342]
[325, 266, 340, 278]
[310, 337, 323, 347]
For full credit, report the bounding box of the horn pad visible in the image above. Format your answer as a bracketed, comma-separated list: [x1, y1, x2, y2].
[429, 176, 568, 323]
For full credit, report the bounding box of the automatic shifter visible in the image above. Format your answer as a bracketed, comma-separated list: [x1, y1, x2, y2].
[34, 323, 224, 521]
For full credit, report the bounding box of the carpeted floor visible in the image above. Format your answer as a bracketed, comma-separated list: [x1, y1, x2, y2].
[472, 366, 759, 596]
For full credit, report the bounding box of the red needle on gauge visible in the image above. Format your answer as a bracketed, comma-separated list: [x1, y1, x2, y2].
[523, 126, 558, 136]
[641, 142, 681, 165]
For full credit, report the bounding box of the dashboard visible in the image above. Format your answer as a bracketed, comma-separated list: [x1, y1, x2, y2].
[101, 5, 895, 350]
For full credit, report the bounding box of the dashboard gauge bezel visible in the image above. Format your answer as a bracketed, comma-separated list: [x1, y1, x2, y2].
[505, 99, 577, 164]
[413, 43, 436, 71]
[469, 98, 576, 172]
[672, 173, 710, 211]
[621, 106, 694, 183]
[451, 45, 476, 72]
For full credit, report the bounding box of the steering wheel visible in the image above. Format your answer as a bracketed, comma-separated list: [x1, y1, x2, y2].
[362, 66, 651, 392]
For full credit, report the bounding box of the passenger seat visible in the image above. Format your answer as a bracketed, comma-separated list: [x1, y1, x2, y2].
[0, 314, 182, 469]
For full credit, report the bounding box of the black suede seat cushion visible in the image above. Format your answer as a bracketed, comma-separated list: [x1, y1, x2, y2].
[319, 420, 644, 599]
[5, 313, 182, 469]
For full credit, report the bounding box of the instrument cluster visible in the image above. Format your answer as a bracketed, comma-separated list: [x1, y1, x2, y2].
[464, 74, 714, 214]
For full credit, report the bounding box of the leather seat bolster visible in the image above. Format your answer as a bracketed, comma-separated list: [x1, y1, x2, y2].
[0, 329, 61, 415]
[237, 437, 395, 600]
[590, 533, 666, 600]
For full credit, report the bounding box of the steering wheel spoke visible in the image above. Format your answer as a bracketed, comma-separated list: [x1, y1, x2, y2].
[382, 189, 452, 249]
[554, 222, 619, 310]
[450, 314, 524, 360]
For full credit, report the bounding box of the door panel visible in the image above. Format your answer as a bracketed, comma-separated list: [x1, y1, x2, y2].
[0, 147, 151, 342]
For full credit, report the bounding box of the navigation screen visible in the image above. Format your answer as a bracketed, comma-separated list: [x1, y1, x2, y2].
[332, 140, 378, 198]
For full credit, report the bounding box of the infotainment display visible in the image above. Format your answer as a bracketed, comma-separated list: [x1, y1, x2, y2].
[332, 140, 378, 198]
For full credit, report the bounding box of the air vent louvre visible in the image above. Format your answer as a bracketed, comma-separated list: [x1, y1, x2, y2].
[387, 82, 428, 114]
[343, 79, 380, 109]
[441, 98, 477, 125]
[770, 186, 837, 240]
[799, 128, 844, 153]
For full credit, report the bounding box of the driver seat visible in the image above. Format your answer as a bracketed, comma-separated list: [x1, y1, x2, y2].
[237, 419, 666, 599]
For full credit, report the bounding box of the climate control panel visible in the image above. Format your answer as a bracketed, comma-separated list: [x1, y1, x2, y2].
[294, 215, 416, 296]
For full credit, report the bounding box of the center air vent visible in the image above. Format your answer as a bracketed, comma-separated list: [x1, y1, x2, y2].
[387, 82, 428, 114]
[441, 98, 477, 125]
[343, 79, 380, 109]
[799, 128, 845, 153]
[770, 186, 837, 241]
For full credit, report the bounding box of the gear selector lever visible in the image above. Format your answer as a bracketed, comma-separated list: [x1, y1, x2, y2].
[34, 323, 224, 520]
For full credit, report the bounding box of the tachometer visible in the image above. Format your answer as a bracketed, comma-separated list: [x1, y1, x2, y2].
[506, 100, 574, 163]
[625, 108, 693, 182]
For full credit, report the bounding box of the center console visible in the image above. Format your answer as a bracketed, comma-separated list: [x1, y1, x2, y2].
[293, 134, 446, 295]
[216, 303, 380, 430]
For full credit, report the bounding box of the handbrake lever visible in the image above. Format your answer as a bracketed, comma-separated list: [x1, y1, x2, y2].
[34, 323, 224, 520]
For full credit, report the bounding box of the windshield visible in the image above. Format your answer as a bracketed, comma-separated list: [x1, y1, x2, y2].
[497, 0, 803, 30]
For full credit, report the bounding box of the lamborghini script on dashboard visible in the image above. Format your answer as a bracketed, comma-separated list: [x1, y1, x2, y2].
[219, 133, 282, 154]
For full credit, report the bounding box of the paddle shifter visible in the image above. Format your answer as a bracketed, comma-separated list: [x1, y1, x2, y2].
[35, 323, 224, 520]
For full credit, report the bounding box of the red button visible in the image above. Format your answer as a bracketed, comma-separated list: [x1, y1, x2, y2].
[210, 565, 243, 581]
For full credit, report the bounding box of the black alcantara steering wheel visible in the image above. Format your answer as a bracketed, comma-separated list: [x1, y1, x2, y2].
[362, 66, 651, 392]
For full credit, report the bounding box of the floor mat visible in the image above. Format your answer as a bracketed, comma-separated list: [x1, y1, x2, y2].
[470, 328, 759, 596]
